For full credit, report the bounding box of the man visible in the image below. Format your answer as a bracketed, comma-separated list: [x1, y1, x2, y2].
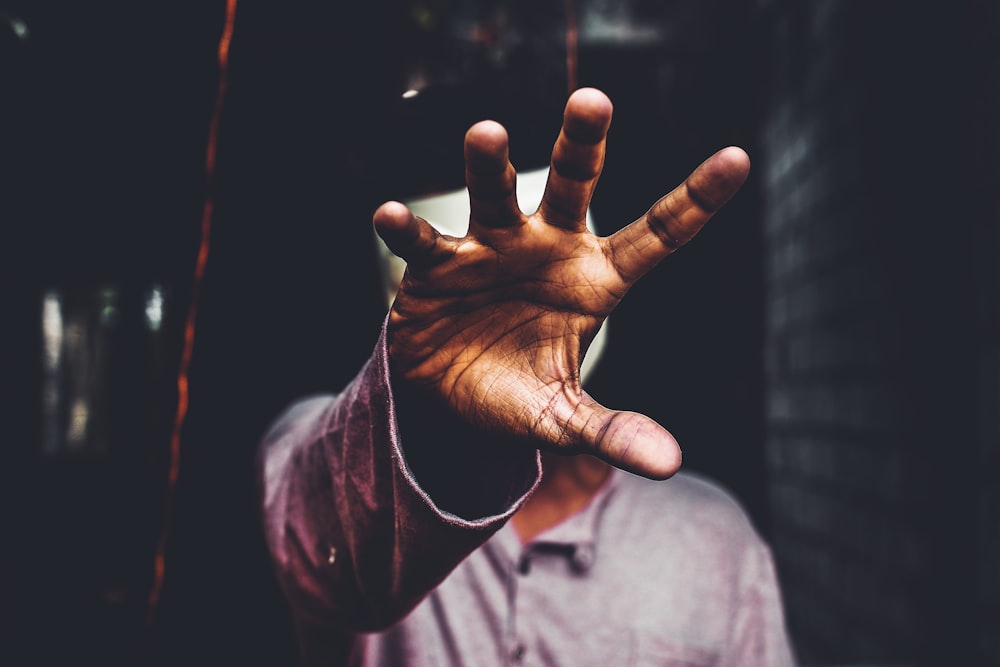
[259, 88, 795, 665]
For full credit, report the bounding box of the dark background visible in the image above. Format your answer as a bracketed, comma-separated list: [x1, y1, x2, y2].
[0, 1, 997, 665]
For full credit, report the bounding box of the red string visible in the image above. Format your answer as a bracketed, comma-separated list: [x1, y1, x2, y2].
[144, 0, 238, 640]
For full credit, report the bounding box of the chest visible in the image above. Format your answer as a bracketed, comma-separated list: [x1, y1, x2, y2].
[361, 529, 734, 667]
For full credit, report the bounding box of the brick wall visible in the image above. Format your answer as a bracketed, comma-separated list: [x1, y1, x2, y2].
[972, 2, 1000, 662]
[758, 1, 997, 664]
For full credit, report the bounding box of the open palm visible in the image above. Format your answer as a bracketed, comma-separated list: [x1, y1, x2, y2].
[374, 88, 749, 480]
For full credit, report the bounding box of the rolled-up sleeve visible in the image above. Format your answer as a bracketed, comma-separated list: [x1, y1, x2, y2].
[258, 319, 541, 632]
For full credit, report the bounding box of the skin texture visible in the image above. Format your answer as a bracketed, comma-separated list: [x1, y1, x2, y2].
[374, 88, 750, 481]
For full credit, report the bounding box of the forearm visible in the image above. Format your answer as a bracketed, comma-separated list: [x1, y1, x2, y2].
[258, 320, 541, 631]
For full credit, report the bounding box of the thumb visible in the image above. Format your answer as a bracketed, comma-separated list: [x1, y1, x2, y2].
[573, 394, 682, 480]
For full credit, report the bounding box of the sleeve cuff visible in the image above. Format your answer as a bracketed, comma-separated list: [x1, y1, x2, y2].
[372, 315, 542, 528]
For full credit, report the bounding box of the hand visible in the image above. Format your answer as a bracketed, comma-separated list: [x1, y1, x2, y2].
[373, 88, 749, 480]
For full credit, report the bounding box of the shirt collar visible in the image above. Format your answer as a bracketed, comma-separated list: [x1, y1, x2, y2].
[493, 467, 622, 570]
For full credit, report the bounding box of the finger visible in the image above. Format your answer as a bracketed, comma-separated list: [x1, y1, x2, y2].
[538, 88, 613, 230]
[552, 393, 681, 479]
[373, 201, 448, 269]
[464, 120, 523, 229]
[569, 395, 682, 480]
[608, 146, 751, 284]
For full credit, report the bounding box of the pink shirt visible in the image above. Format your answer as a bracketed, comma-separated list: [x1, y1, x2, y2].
[259, 323, 796, 665]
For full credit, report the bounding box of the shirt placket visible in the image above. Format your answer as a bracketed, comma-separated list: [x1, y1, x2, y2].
[497, 471, 619, 666]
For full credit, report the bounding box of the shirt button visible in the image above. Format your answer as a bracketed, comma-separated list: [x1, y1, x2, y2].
[572, 545, 594, 571]
[512, 644, 526, 662]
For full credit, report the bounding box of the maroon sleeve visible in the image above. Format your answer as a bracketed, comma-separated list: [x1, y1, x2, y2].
[258, 319, 541, 632]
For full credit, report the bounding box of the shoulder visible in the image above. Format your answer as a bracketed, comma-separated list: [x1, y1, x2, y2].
[258, 394, 339, 486]
[610, 469, 763, 548]
[262, 394, 338, 445]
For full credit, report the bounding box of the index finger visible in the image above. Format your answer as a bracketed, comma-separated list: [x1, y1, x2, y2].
[607, 147, 750, 284]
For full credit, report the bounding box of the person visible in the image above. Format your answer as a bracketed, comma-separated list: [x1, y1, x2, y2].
[258, 88, 796, 666]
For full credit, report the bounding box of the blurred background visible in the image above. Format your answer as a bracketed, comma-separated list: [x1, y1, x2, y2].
[0, 0, 998, 665]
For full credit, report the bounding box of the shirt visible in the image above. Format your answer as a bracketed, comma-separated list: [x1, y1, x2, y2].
[259, 321, 796, 666]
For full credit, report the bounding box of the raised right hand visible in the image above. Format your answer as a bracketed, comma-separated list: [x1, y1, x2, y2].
[374, 88, 749, 480]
